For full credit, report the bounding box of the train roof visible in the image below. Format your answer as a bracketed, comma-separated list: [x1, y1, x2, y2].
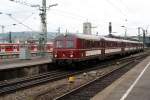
[75, 34, 102, 41]
[55, 33, 143, 44]
[55, 33, 102, 41]
[102, 37, 143, 44]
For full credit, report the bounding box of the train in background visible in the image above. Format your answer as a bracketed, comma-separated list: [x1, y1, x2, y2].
[53, 34, 143, 64]
[0, 43, 53, 54]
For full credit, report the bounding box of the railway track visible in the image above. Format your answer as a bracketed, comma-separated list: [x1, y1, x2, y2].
[0, 70, 72, 95]
[0, 52, 148, 96]
[54, 54, 147, 100]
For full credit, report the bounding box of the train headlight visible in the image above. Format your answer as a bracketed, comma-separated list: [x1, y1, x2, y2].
[54, 54, 57, 57]
[70, 54, 73, 58]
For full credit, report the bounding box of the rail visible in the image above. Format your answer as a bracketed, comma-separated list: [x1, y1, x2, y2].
[54, 54, 147, 100]
[0, 51, 148, 96]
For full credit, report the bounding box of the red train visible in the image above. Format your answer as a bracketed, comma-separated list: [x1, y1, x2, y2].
[53, 34, 143, 64]
[0, 43, 53, 54]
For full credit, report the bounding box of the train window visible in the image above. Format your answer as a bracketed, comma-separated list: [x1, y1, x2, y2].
[66, 40, 74, 48]
[56, 41, 64, 48]
[110, 42, 113, 47]
[90, 40, 96, 48]
[99, 42, 102, 47]
[90, 41, 93, 48]
[6, 46, 12, 49]
[82, 40, 85, 49]
[87, 41, 90, 48]
[86, 40, 88, 48]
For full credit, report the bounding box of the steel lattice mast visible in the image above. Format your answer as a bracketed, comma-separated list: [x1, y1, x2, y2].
[39, 0, 47, 56]
[39, 0, 58, 56]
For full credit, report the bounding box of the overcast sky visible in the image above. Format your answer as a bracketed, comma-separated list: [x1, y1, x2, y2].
[0, 0, 150, 36]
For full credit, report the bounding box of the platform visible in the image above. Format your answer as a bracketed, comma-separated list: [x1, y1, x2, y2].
[0, 56, 52, 70]
[91, 56, 150, 100]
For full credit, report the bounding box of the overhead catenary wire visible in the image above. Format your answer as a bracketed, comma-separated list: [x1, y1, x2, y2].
[7, 14, 35, 31]
[9, 0, 127, 27]
[52, 9, 87, 20]
[105, 0, 127, 17]
[10, 0, 32, 7]
[49, 9, 87, 22]
[9, 1, 133, 33]
[48, 8, 116, 34]
[116, 0, 133, 14]
[21, 12, 35, 22]
[50, 8, 106, 32]
[104, 0, 138, 28]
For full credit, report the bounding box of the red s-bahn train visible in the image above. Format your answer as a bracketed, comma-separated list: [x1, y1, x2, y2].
[0, 43, 53, 54]
[53, 34, 143, 64]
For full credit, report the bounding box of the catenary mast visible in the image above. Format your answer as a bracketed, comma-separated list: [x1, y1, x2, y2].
[39, 0, 47, 56]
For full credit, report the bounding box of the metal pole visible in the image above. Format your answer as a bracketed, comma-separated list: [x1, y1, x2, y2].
[42, 0, 47, 43]
[9, 31, 12, 43]
[39, 0, 47, 56]
[109, 22, 112, 34]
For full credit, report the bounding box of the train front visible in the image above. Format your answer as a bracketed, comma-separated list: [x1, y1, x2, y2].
[53, 34, 82, 64]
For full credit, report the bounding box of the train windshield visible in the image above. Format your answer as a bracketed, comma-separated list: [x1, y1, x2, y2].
[56, 41, 64, 48]
[56, 40, 74, 48]
[66, 40, 74, 48]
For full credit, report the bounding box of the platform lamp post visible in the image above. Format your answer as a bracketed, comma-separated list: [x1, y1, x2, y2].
[8, 24, 16, 43]
[0, 24, 16, 43]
